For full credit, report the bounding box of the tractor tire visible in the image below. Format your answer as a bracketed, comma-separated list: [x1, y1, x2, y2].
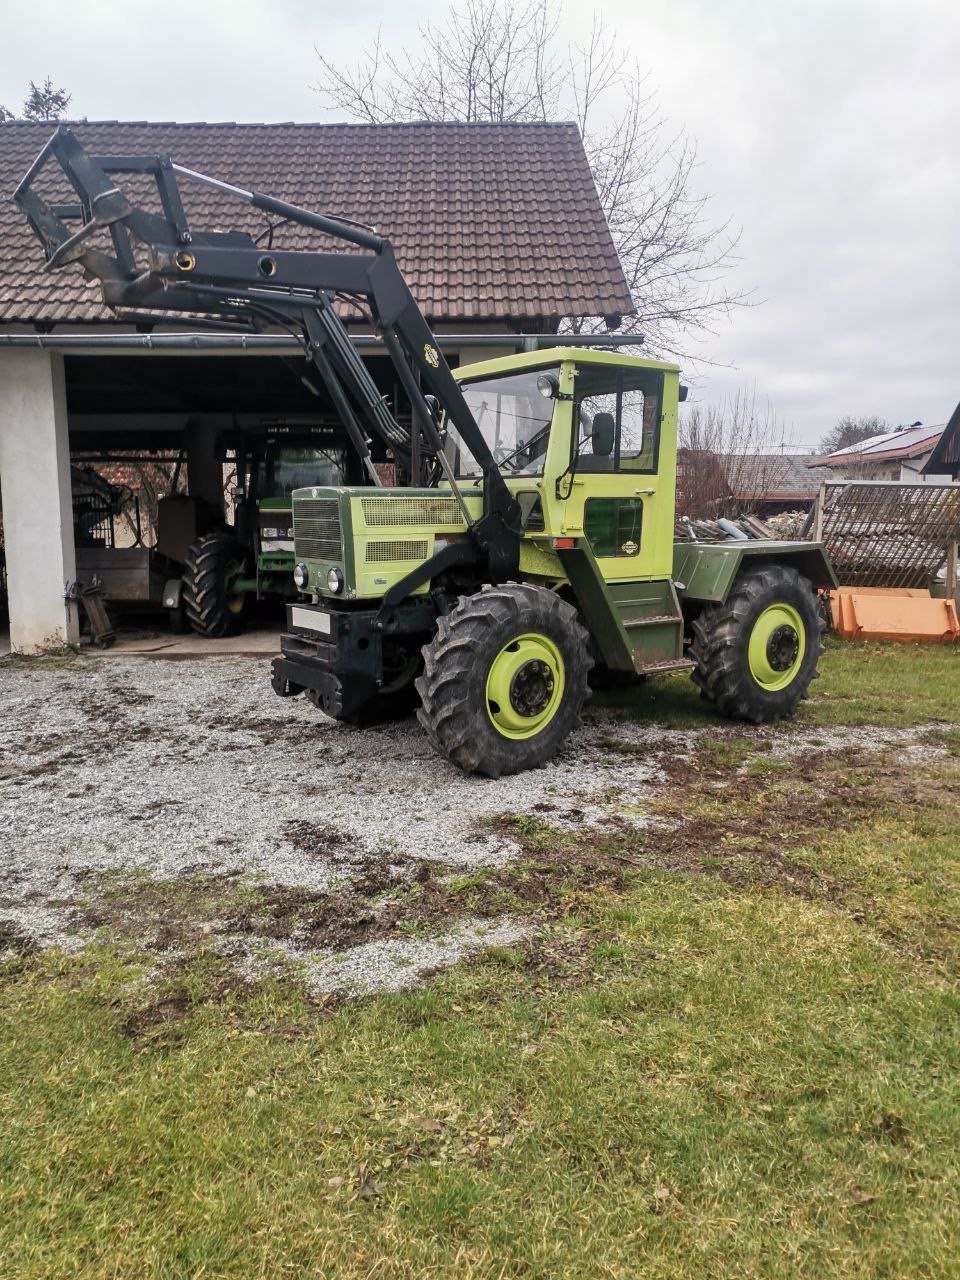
[182, 533, 249, 638]
[690, 563, 825, 724]
[416, 583, 592, 778]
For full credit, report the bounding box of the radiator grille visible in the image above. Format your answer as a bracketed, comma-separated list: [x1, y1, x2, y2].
[360, 496, 466, 528]
[293, 498, 342, 562]
[365, 539, 429, 563]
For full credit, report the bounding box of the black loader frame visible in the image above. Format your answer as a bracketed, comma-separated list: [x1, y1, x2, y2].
[13, 127, 521, 594]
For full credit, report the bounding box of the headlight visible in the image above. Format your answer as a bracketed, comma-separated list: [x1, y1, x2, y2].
[536, 372, 559, 399]
[326, 567, 344, 594]
[293, 562, 309, 589]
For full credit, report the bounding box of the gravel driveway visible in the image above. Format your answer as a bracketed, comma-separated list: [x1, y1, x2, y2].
[0, 654, 932, 993]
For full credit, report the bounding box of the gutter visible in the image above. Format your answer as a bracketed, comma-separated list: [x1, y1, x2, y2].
[0, 331, 644, 353]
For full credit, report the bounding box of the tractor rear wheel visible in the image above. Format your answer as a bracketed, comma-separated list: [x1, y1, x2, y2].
[183, 533, 249, 638]
[690, 563, 825, 723]
[416, 583, 592, 778]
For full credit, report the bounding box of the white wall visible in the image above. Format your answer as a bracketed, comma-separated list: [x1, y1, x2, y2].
[0, 349, 79, 652]
[899, 452, 954, 484]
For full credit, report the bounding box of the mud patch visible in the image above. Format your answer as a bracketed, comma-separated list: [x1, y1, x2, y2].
[635, 741, 950, 910]
[0, 917, 39, 958]
[117, 957, 292, 1048]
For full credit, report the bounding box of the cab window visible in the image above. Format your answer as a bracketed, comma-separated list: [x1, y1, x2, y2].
[574, 366, 663, 474]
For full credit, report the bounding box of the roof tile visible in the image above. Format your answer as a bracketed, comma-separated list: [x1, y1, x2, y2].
[0, 120, 632, 326]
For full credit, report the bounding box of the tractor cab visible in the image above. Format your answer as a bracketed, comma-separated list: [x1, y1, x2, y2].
[247, 440, 350, 557]
[443, 349, 680, 582]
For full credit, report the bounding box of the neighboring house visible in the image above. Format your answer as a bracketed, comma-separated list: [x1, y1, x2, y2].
[727, 452, 844, 515]
[813, 423, 951, 482]
[676, 449, 841, 518]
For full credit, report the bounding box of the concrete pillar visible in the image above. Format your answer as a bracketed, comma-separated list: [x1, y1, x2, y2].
[0, 349, 79, 652]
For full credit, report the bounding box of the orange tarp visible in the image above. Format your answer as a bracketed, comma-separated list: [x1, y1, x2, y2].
[830, 588, 960, 643]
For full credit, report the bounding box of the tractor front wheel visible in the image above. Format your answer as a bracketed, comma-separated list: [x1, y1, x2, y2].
[690, 563, 825, 723]
[183, 533, 249, 638]
[416, 584, 592, 777]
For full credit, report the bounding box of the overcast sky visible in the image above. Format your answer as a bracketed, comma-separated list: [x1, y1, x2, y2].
[2, 0, 957, 447]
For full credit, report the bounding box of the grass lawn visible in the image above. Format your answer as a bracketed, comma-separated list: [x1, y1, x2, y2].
[2, 640, 960, 1278]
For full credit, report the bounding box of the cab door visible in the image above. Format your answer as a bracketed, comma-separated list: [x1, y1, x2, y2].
[558, 364, 678, 581]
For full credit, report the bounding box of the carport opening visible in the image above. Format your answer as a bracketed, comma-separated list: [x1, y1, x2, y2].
[61, 350, 426, 643]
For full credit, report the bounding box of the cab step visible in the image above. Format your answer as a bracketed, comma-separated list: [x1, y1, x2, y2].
[623, 614, 681, 628]
[635, 656, 697, 674]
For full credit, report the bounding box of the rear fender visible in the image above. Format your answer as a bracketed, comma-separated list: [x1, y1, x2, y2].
[673, 540, 837, 606]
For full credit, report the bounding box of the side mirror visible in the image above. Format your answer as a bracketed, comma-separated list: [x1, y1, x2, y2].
[591, 411, 616, 457]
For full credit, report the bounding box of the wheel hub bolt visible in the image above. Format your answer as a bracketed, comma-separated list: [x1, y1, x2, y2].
[510, 659, 554, 717]
[767, 624, 800, 672]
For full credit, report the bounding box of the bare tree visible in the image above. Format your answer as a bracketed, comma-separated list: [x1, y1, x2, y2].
[314, 0, 747, 356]
[1, 77, 72, 122]
[677, 389, 792, 518]
[819, 414, 887, 456]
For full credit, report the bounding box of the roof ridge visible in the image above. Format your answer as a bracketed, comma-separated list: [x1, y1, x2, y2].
[0, 118, 581, 130]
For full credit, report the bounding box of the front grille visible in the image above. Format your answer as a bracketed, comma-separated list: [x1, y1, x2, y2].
[293, 498, 342, 562]
[365, 539, 429, 563]
[360, 496, 466, 528]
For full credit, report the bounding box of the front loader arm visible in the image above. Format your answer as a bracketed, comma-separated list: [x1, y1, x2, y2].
[13, 127, 521, 580]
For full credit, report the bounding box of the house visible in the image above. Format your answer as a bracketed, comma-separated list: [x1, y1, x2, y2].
[676, 449, 842, 518]
[0, 119, 632, 650]
[726, 452, 845, 515]
[813, 422, 951, 482]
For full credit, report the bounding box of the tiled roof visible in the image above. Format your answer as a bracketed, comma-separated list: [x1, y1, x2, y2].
[0, 120, 632, 327]
[728, 453, 844, 500]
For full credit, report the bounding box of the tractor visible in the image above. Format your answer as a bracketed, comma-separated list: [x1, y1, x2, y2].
[176, 427, 353, 637]
[15, 128, 836, 776]
[277, 348, 834, 774]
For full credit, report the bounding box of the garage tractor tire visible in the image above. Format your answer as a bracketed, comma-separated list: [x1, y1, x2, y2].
[182, 533, 249, 639]
[416, 583, 592, 778]
[690, 563, 825, 724]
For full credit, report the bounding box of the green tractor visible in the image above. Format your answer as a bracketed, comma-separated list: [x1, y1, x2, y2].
[16, 130, 836, 772]
[275, 348, 835, 775]
[179, 430, 352, 638]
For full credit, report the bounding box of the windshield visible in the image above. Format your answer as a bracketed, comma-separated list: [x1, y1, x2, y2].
[445, 370, 556, 479]
[256, 445, 348, 498]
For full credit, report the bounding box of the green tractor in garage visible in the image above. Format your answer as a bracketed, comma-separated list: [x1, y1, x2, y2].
[177, 428, 352, 638]
[15, 128, 836, 773]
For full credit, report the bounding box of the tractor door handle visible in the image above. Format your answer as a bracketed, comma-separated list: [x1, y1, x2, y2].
[633, 488, 656, 496]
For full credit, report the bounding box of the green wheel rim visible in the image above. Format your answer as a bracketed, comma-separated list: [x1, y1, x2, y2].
[485, 632, 565, 740]
[747, 602, 806, 691]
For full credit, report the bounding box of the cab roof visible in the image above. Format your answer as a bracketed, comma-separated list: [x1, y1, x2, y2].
[453, 346, 681, 382]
